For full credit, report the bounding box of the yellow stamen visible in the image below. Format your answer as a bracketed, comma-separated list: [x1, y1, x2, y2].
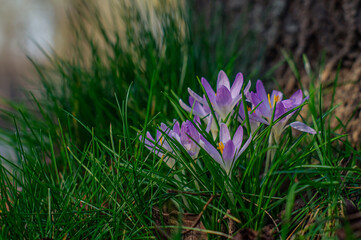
[268, 93, 272, 108]
[217, 142, 225, 155]
[160, 137, 164, 144]
[268, 94, 280, 108]
[273, 95, 280, 106]
[247, 106, 252, 112]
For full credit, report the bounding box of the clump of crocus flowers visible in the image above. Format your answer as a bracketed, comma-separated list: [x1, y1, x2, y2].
[140, 70, 316, 175]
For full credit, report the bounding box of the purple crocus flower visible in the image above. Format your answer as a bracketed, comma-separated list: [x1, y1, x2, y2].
[140, 119, 202, 168]
[199, 123, 252, 174]
[248, 80, 316, 142]
[238, 100, 268, 135]
[172, 119, 201, 159]
[187, 70, 251, 121]
[179, 96, 218, 139]
[139, 122, 178, 168]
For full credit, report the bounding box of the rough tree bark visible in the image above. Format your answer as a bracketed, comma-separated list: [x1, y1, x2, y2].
[196, 0, 361, 147]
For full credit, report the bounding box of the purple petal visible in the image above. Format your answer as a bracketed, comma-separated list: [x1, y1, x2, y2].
[256, 80, 268, 104]
[231, 73, 243, 99]
[249, 112, 269, 125]
[188, 88, 206, 105]
[217, 70, 230, 90]
[232, 125, 244, 149]
[231, 94, 243, 108]
[201, 77, 216, 103]
[250, 92, 271, 118]
[270, 90, 283, 103]
[181, 120, 200, 156]
[274, 101, 290, 122]
[220, 123, 231, 143]
[193, 101, 207, 118]
[182, 120, 200, 142]
[194, 115, 201, 126]
[222, 140, 236, 171]
[215, 86, 232, 107]
[160, 123, 170, 134]
[281, 99, 294, 109]
[238, 101, 246, 121]
[206, 115, 213, 133]
[290, 90, 303, 106]
[173, 120, 180, 135]
[140, 131, 155, 149]
[289, 121, 317, 134]
[199, 135, 222, 165]
[179, 99, 192, 113]
[156, 129, 162, 142]
[235, 134, 252, 159]
[244, 80, 252, 95]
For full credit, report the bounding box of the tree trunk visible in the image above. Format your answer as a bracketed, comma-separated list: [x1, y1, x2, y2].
[196, 0, 361, 146]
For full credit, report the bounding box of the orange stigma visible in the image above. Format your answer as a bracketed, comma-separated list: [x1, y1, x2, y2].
[217, 142, 225, 154]
[268, 94, 280, 108]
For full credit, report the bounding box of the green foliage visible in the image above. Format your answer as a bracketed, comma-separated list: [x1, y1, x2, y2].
[0, 1, 360, 239]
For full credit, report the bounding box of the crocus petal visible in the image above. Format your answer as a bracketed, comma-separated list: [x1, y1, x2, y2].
[146, 131, 155, 142]
[193, 101, 208, 118]
[270, 90, 283, 103]
[244, 80, 252, 96]
[231, 73, 243, 99]
[256, 80, 268, 105]
[220, 123, 231, 143]
[222, 140, 236, 172]
[194, 115, 201, 126]
[250, 92, 271, 118]
[156, 129, 162, 143]
[217, 70, 230, 90]
[235, 134, 252, 159]
[215, 86, 233, 119]
[290, 89, 303, 106]
[184, 120, 200, 142]
[201, 77, 216, 103]
[173, 120, 180, 135]
[289, 121, 317, 134]
[188, 88, 206, 105]
[281, 99, 294, 109]
[233, 125, 244, 149]
[274, 101, 291, 122]
[181, 121, 200, 157]
[238, 101, 246, 121]
[199, 135, 222, 165]
[179, 99, 192, 113]
[231, 94, 243, 108]
[160, 123, 171, 134]
[205, 115, 219, 139]
[206, 115, 212, 132]
[140, 132, 156, 150]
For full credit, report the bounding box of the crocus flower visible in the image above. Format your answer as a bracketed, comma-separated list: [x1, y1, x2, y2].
[179, 96, 218, 139]
[172, 119, 201, 159]
[186, 70, 251, 121]
[238, 100, 267, 135]
[248, 80, 316, 142]
[140, 119, 202, 168]
[199, 123, 251, 174]
[139, 122, 178, 168]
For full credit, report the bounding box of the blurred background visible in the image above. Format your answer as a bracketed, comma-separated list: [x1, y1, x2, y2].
[0, 0, 65, 102]
[1, 0, 361, 146]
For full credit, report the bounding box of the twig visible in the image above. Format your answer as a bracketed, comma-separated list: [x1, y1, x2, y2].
[182, 194, 214, 235]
